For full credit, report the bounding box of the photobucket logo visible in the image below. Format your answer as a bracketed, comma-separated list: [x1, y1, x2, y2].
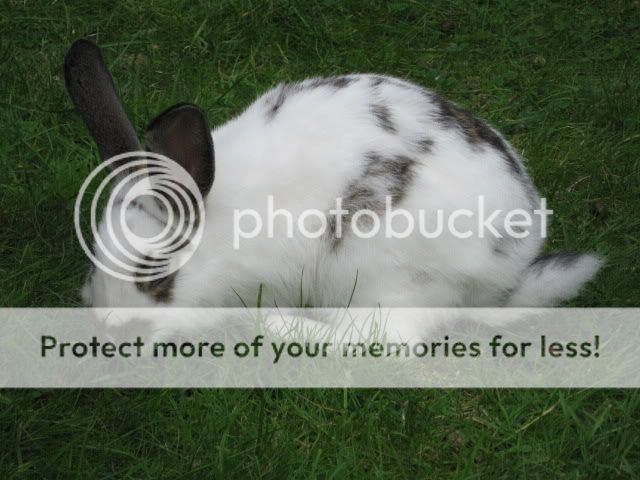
[233, 196, 552, 249]
[74, 151, 205, 282]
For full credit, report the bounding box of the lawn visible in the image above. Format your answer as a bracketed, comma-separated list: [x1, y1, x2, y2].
[1, 0, 639, 477]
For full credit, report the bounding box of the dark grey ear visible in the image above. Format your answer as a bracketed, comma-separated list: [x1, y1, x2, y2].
[64, 39, 141, 167]
[145, 103, 215, 198]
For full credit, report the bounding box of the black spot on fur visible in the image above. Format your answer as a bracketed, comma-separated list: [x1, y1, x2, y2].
[363, 152, 417, 204]
[530, 251, 583, 270]
[415, 137, 435, 153]
[343, 183, 381, 213]
[497, 286, 516, 306]
[371, 76, 386, 87]
[265, 84, 297, 119]
[430, 93, 522, 176]
[370, 75, 423, 94]
[493, 240, 509, 257]
[492, 233, 525, 257]
[329, 152, 418, 247]
[309, 76, 354, 89]
[265, 77, 354, 121]
[328, 181, 381, 249]
[135, 256, 178, 303]
[371, 104, 396, 133]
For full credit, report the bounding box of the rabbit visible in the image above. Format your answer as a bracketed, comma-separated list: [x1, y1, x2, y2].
[65, 39, 602, 317]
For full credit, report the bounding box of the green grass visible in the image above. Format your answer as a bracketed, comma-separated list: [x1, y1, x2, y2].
[1, 0, 639, 477]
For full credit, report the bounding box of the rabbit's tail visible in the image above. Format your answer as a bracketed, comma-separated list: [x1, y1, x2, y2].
[506, 252, 603, 307]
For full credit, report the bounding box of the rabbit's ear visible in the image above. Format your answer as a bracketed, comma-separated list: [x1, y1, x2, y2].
[64, 39, 141, 167]
[145, 103, 215, 198]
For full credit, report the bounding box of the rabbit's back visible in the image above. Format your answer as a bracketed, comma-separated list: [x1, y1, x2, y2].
[213, 74, 536, 209]
[187, 74, 544, 307]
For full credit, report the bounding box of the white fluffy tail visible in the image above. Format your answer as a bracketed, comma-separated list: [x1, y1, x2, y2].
[507, 252, 603, 307]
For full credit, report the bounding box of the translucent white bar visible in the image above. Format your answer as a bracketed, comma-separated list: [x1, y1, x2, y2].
[0, 308, 637, 388]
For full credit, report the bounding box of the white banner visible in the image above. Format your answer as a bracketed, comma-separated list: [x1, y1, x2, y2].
[0, 308, 638, 388]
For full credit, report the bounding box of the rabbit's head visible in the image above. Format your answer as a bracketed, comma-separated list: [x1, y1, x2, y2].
[65, 40, 214, 306]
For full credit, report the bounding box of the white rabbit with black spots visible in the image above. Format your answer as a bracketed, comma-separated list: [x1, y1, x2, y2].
[65, 39, 602, 320]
